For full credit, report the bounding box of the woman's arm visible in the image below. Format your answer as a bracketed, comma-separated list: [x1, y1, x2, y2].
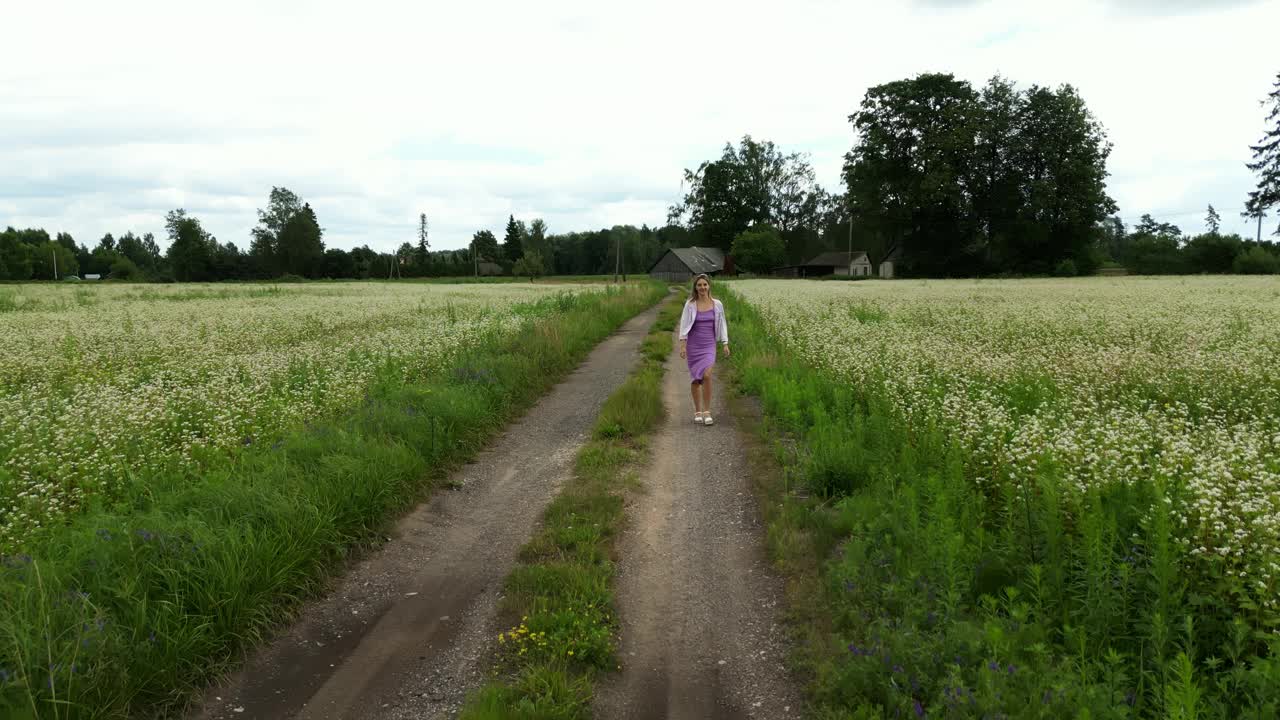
[716, 300, 730, 346]
[677, 301, 695, 341]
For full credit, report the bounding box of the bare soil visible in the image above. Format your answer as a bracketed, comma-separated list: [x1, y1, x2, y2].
[192, 304, 662, 720]
[592, 341, 804, 719]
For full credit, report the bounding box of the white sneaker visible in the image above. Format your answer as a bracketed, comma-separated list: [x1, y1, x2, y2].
[702, 414, 714, 426]
[694, 413, 704, 425]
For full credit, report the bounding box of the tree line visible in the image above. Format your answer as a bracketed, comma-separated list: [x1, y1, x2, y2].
[0, 184, 699, 282]
[668, 71, 1280, 277]
[5, 71, 1277, 282]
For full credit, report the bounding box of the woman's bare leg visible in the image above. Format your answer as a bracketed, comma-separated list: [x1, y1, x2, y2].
[701, 367, 713, 413]
[690, 382, 702, 415]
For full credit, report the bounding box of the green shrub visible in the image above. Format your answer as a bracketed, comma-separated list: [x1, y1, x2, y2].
[1233, 246, 1280, 274]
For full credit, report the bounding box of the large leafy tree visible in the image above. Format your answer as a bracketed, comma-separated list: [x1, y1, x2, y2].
[116, 231, 162, 275]
[276, 203, 325, 277]
[845, 73, 982, 276]
[165, 209, 214, 282]
[0, 227, 34, 280]
[671, 135, 824, 253]
[1123, 214, 1188, 274]
[513, 251, 545, 280]
[1245, 72, 1280, 237]
[472, 229, 499, 263]
[29, 241, 78, 279]
[525, 218, 549, 271]
[730, 225, 786, 274]
[250, 187, 305, 277]
[1004, 84, 1116, 274]
[844, 73, 1115, 276]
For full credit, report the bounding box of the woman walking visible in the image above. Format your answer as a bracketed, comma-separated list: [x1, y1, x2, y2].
[678, 273, 730, 425]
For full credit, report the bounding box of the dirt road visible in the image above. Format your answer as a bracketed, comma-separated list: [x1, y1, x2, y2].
[593, 340, 803, 719]
[195, 303, 663, 720]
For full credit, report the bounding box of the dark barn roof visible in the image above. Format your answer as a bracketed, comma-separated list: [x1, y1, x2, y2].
[804, 251, 869, 268]
[649, 246, 725, 274]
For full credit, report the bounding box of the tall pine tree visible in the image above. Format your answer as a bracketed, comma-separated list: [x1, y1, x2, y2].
[503, 214, 524, 262]
[416, 213, 430, 270]
[1205, 204, 1221, 234]
[1246, 72, 1280, 237]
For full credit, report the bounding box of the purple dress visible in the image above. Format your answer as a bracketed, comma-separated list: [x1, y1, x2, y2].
[687, 307, 717, 384]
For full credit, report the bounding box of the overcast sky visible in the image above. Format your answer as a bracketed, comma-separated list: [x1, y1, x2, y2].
[2, 0, 1276, 252]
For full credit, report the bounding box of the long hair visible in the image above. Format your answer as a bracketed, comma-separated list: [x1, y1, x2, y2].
[688, 273, 713, 303]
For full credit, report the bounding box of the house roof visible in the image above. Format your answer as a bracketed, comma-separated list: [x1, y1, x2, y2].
[652, 246, 725, 274]
[804, 251, 869, 267]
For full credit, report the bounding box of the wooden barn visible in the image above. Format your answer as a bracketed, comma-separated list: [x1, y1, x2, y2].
[772, 251, 873, 278]
[648, 246, 728, 282]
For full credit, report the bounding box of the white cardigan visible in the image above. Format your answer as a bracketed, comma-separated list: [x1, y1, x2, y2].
[678, 298, 729, 345]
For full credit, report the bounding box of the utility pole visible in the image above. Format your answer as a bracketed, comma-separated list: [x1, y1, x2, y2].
[1259, 212, 1265, 243]
[847, 203, 854, 274]
[52, 247, 58, 280]
[614, 234, 621, 283]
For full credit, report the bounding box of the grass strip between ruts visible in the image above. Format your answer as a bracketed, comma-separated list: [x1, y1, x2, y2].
[0, 282, 666, 720]
[458, 292, 684, 720]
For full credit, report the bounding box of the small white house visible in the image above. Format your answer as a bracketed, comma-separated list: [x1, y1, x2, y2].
[850, 252, 874, 277]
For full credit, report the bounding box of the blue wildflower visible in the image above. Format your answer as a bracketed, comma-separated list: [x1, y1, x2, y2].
[913, 699, 925, 718]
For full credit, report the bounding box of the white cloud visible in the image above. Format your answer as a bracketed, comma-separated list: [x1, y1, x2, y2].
[1, 0, 1276, 251]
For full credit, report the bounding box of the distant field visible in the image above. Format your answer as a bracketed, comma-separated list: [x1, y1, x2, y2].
[0, 282, 600, 550]
[730, 276, 1280, 717]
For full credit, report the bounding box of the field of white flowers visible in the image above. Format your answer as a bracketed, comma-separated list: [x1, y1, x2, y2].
[0, 282, 593, 551]
[735, 277, 1280, 616]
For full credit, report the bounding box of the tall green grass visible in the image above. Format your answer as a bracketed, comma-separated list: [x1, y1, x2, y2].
[719, 288, 1280, 720]
[459, 295, 681, 720]
[0, 283, 666, 720]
